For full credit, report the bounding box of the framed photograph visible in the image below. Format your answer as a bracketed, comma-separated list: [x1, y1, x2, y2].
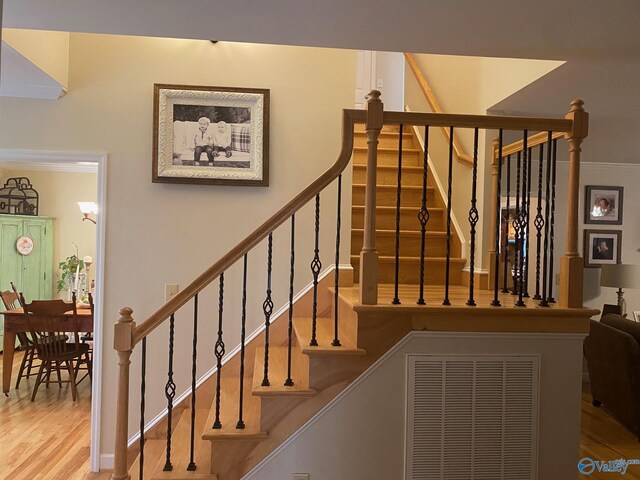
[633, 311, 640, 322]
[584, 185, 623, 225]
[153, 84, 269, 186]
[584, 229, 622, 267]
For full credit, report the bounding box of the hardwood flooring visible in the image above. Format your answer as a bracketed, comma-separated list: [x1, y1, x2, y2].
[0, 350, 93, 480]
[2, 348, 640, 479]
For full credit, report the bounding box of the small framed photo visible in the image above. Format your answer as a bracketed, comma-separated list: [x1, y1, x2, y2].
[584, 229, 622, 267]
[584, 185, 623, 225]
[153, 84, 269, 186]
[633, 311, 640, 322]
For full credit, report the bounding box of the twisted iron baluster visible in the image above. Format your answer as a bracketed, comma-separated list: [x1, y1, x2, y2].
[310, 194, 321, 346]
[511, 150, 522, 296]
[262, 234, 274, 386]
[515, 131, 528, 307]
[501, 155, 511, 293]
[533, 144, 545, 300]
[540, 132, 553, 307]
[392, 126, 404, 305]
[187, 294, 198, 470]
[491, 129, 504, 307]
[524, 146, 533, 298]
[467, 128, 479, 306]
[547, 138, 558, 303]
[333, 176, 342, 346]
[285, 217, 295, 386]
[237, 255, 248, 427]
[163, 314, 176, 471]
[212, 274, 225, 428]
[139, 337, 146, 480]
[417, 126, 430, 305]
[443, 126, 454, 306]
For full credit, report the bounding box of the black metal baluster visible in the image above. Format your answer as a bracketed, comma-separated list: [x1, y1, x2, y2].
[310, 194, 321, 346]
[417, 126, 430, 305]
[467, 128, 480, 306]
[501, 155, 511, 293]
[333, 176, 342, 346]
[262, 234, 274, 386]
[285, 217, 295, 386]
[516, 131, 528, 307]
[491, 129, 504, 307]
[540, 132, 553, 307]
[443, 126, 454, 306]
[212, 274, 225, 429]
[512, 150, 522, 296]
[533, 144, 545, 300]
[237, 254, 248, 427]
[392, 126, 404, 305]
[187, 295, 198, 471]
[547, 138, 558, 303]
[163, 314, 176, 471]
[524, 146, 533, 298]
[139, 337, 146, 480]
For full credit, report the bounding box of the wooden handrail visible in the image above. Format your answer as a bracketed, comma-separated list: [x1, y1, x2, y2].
[495, 130, 566, 160]
[404, 52, 473, 166]
[132, 108, 365, 345]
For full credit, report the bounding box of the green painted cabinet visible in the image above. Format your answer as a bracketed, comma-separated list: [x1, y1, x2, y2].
[0, 214, 53, 350]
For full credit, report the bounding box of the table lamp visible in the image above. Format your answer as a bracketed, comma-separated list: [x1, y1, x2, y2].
[600, 264, 640, 317]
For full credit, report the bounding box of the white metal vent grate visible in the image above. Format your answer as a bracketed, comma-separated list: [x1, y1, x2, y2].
[406, 355, 539, 480]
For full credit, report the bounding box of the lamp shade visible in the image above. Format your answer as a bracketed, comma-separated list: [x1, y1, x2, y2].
[600, 264, 640, 289]
[78, 202, 98, 215]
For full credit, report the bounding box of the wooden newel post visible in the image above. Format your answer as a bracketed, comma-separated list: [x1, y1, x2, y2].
[360, 89, 383, 305]
[487, 138, 500, 290]
[559, 100, 588, 308]
[111, 307, 136, 480]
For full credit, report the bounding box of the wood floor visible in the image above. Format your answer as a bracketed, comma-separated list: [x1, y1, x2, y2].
[2, 350, 640, 479]
[0, 350, 93, 480]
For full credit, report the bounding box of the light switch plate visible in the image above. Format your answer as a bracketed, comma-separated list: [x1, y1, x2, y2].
[293, 475, 310, 480]
[165, 283, 179, 302]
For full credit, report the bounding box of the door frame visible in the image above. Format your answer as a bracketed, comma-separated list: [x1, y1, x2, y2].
[0, 148, 107, 472]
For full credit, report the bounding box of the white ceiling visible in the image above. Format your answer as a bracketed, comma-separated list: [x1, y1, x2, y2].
[3, 0, 640, 163]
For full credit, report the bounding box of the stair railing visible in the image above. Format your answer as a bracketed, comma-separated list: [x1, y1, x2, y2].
[111, 91, 588, 480]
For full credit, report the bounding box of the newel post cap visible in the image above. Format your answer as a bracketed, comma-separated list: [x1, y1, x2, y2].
[114, 307, 135, 352]
[565, 99, 589, 140]
[365, 90, 383, 131]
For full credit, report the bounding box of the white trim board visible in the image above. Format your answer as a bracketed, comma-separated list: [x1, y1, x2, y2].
[0, 148, 108, 473]
[0, 149, 99, 172]
[124, 263, 354, 451]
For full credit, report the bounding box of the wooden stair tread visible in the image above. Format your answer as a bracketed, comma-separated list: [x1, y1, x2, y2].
[293, 317, 366, 356]
[252, 347, 317, 397]
[351, 255, 466, 263]
[202, 377, 267, 441]
[352, 228, 446, 237]
[353, 146, 421, 154]
[352, 183, 434, 191]
[352, 205, 444, 213]
[353, 164, 426, 172]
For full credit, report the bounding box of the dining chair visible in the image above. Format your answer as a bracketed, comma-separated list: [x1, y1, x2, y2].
[20, 295, 91, 401]
[0, 284, 39, 389]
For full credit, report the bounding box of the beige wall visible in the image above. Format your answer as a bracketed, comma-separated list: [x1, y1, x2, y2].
[0, 167, 97, 296]
[0, 33, 356, 459]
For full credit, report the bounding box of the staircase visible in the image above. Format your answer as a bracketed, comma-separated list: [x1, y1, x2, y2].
[110, 92, 593, 480]
[351, 124, 465, 285]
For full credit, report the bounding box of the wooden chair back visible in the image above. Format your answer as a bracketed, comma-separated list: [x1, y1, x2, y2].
[20, 295, 80, 361]
[0, 289, 20, 311]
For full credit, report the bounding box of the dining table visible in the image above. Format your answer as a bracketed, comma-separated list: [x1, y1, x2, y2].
[2, 306, 93, 394]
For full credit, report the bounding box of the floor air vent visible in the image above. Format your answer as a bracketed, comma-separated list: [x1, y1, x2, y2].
[406, 355, 539, 480]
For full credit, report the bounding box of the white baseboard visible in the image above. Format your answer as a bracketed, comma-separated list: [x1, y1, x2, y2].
[100, 454, 114, 470]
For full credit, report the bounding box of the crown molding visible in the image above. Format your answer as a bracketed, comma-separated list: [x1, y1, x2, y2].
[0, 149, 103, 173]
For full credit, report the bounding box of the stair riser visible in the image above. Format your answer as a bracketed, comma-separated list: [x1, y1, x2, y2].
[352, 185, 436, 208]
[351, 232, 449, 257]
[351, 208, 444, 231]
[354, 132, 415, 149]
[351, 257, 465, 284]
[353, 166, 428, 186]
[353, 149, 421, 167]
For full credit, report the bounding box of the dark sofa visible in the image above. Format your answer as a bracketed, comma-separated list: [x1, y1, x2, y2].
[585, 314, 640, 439]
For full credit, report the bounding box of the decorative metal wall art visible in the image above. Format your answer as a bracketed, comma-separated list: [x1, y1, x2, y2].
[0, 177, 39, 215]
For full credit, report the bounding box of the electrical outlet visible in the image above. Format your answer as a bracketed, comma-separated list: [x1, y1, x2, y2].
[293, 475, 310, 480]
[165, 283, 179, 302]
